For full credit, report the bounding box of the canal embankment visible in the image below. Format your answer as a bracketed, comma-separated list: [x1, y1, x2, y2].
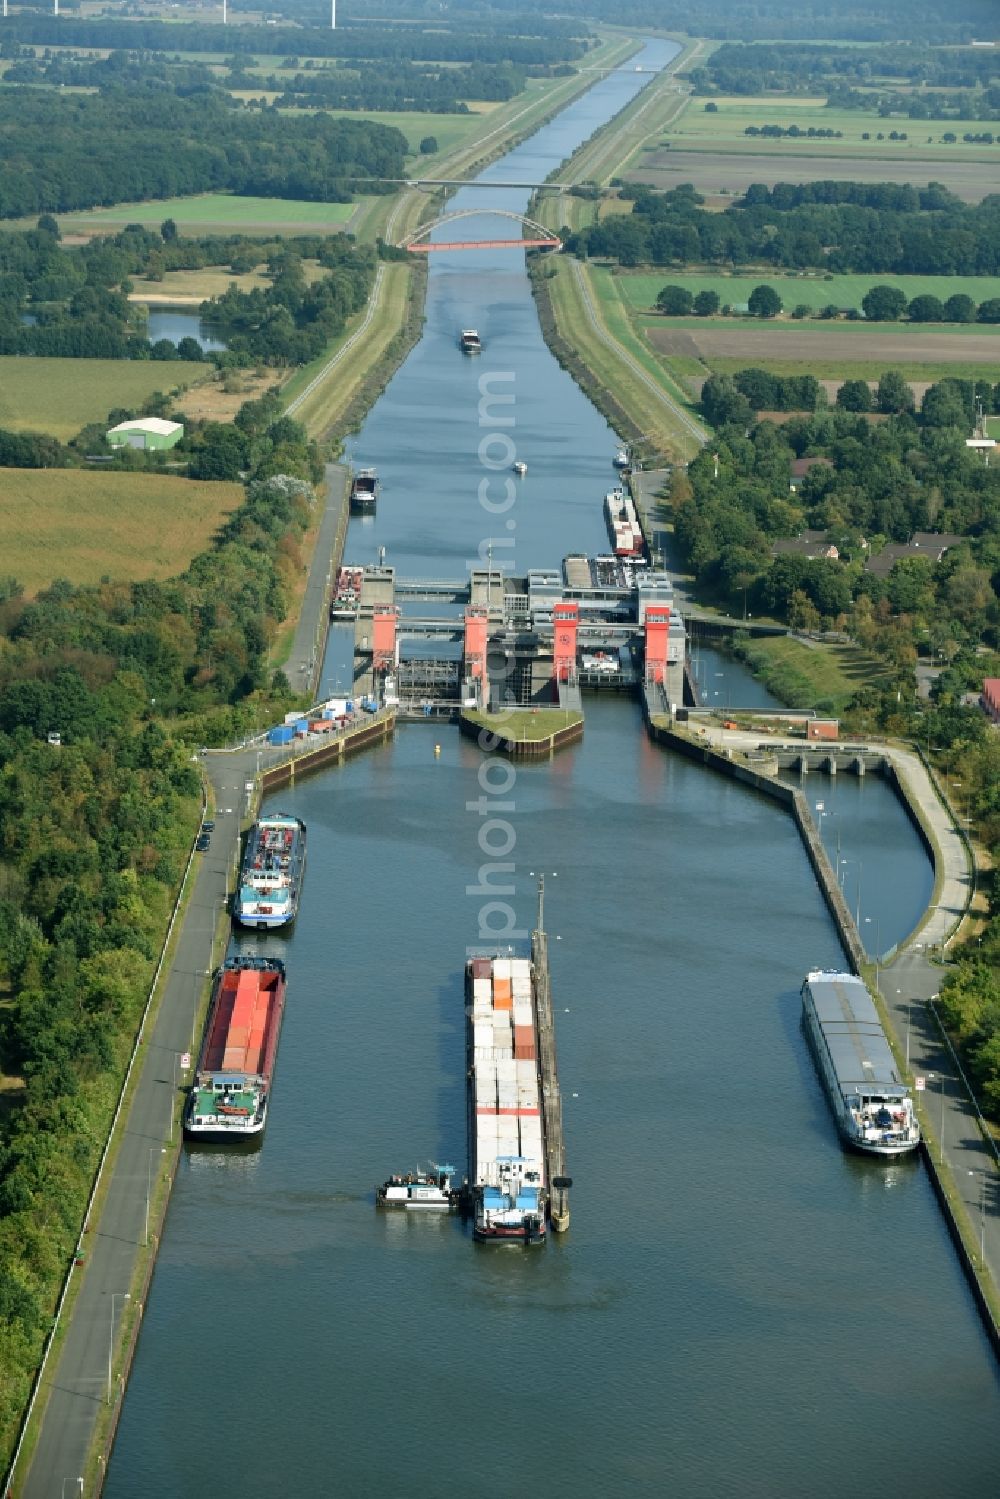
[459, 706, 584, 759]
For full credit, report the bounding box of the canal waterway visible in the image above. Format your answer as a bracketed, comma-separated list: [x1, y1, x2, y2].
[107, 41, 999, 1497]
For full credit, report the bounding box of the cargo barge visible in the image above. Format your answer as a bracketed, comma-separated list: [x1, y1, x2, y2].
[350, 467, 379, 513]
[466, 955, 547, 1244]
[234, 813, 306, 930]
[605, 485, 646, 560]
[185, 957, 286, 1143]
[801, 970, 920, 1157]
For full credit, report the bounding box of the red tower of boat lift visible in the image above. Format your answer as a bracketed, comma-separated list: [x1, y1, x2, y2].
[371, 608, 399, 675]
[464, 607, 490, 707]
[552, 602, 579, 683]
[643, 605, 671, 686]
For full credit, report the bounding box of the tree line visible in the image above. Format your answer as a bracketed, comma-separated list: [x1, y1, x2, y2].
[565, 180, 1000, 274]
[2, 47, 531, 115]
[653, 278, 1000, 324]
[692, 40, 1000, 95]
[0, 89, 408, 220]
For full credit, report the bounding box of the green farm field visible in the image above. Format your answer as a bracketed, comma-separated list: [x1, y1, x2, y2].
[659, 95, 1000, 157]
[0, 357, 207, 440]
[618, 272, 1000, 314]
[0, 469, 242, 595]
[49, 194, 358, 238]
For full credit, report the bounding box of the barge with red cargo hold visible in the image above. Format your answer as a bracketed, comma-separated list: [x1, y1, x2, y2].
[466, 954, 549, 1244]
[185, 957, 286, 1143]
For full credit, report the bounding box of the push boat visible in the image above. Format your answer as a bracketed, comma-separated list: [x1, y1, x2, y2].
[234, 813, 306, 930]
[460, 328, 482, 355]
[350, 467, 379, 513]
[185, 957, 286, 1143]
[613, 446, 630, 469]
[467, 955, 548, 1244]
[330, 565, 363, 619]
[801, 970, 920, 1157]
[376, 1164, 460, 1210]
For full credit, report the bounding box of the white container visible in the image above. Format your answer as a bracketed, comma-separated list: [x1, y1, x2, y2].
[493, 958, 512, 979]
[512, 1004, 533, 1027]
[516, 1059, 537, 1083]
[496, 1057, 517, 1081]
[473, 978, 492, 1002]
[510, 959, 531, 980]
[517, 1085, 539, 1108]
[497, 1084, 519, 1109]
[512, 978, 532, 1000]
[474, 1047, 496, 1067]
[474, 1022, 493, 1049]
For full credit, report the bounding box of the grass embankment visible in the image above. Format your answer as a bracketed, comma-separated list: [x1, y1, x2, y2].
[535, 257, 704, 461]
[0, 470, 242, 594]
[0, 357, 207, 441]
[530, 40, 710, 461]
[462, 707, 583, 742]
[728, 635, 890, 714]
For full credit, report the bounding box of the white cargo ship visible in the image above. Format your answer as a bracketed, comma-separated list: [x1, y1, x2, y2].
[460, 328, 482, 354]
[466, 955, 547, 1244]
[604, 485, 645, 559]
[801, 970, 920, 1157]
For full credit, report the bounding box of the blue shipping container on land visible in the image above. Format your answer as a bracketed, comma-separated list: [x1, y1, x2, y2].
[269, 725, 294, 745]
[294, 719, 309, 733]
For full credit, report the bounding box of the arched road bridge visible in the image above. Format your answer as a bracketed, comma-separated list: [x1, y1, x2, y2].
[402, 208, 561, 253]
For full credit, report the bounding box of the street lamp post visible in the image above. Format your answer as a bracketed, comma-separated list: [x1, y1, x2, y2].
[969, 1170, 987, 1262]
[108, 1293, 131, 1404]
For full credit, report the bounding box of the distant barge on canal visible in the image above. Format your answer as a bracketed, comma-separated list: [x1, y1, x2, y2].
[466, 955, 548, 1244]
[234, 813, 306, 930]
[185, 957, 287, 1143]
[801, 970, 920, 1157]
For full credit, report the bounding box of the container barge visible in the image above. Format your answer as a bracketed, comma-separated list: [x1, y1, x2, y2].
[185, 957, 286, 1143]
[234, 813, 306, 930]
[604, 485, 646, 560]
[466, 955, 547, 1244]
[350, 467, 379, 513]
[801, 970, 920, 1157]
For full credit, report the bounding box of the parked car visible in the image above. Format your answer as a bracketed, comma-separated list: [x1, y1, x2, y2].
[201, 819, 216, 832]
[195, 834, 211, 851]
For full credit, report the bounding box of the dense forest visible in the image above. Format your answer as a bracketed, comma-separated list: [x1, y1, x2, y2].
[0, 15, 589, 64]
[0, 219, 376, 368]
[566, 181, 1000, 274]
[0, 90, 408, 219]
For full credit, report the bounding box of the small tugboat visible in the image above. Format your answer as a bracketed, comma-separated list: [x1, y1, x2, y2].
[613, 446, 630, 470]
[512, 460, 527, 476]
[460, 328, 482, 355]
[376, 1163, 460, 1210]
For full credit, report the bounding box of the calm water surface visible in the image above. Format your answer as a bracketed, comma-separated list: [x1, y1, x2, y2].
[145, 308, 227, 352]
[108, 42, 998, 1497]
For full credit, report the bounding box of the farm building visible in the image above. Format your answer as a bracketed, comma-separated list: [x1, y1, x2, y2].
[106, 417, 183, 451]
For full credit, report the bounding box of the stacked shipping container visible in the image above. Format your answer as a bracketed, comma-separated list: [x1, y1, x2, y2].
[468, 957, 545, 1190]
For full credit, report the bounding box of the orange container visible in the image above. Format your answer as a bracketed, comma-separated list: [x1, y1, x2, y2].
[493, 977, 512, 1004]
[514, 1044, 536, 1061]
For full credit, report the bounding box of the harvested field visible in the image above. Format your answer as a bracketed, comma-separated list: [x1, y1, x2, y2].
[0, 469, 242, 595]
[648, 326, 1000, 369]
[175, 368, 281, 424]
[626, 150, 1000, 204]
[0, 356, 207, 440]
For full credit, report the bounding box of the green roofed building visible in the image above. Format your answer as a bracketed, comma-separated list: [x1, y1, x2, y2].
[106, 417, 184, 451]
